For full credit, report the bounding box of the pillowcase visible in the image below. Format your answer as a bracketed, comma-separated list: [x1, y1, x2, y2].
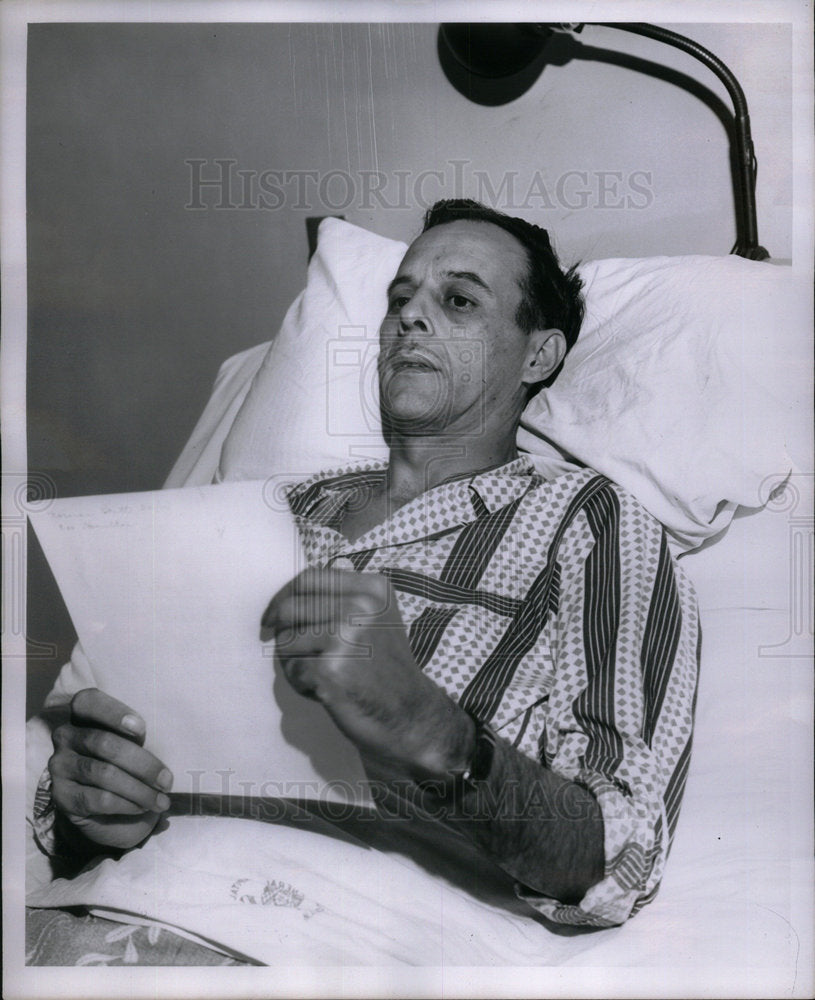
[212, 218, 806, 551]
[519, 254, 807, 549]
[217, 219, 405, 483]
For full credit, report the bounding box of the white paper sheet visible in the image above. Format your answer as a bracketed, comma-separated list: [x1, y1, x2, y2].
[29, 481, 371, 804]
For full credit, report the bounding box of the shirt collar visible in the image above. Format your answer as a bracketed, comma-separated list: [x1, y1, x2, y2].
[464, 455, 541, 513]
[287, 456, 541, 556]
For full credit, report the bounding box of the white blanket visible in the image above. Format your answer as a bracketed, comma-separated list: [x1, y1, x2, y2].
[25, 480, 813, 992]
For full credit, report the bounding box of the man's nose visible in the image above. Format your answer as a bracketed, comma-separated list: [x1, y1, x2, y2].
[398, 297, 433, 337]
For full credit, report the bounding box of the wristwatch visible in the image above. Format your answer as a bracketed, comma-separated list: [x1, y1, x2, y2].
[416, 710, 497, 803]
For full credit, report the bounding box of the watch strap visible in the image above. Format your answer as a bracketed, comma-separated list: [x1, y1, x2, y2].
[415, 711, 497, 802]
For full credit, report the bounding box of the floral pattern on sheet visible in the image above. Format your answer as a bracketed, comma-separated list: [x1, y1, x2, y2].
[230, 878, 325, 919]
[25, 907, 249, 966]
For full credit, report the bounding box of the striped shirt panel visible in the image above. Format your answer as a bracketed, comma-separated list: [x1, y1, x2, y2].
[287, 457, 699, 927]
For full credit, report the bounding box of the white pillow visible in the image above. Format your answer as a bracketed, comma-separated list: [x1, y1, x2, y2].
[215, 218, 807, 551]
[519, 255, 807, 550]
[217, 219, 404, 482]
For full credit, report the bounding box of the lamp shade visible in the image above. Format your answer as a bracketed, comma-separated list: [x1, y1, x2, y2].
[439, 23, 551, 78]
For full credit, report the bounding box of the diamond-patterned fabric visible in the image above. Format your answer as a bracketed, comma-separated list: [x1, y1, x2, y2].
[288, 457, 700, 927]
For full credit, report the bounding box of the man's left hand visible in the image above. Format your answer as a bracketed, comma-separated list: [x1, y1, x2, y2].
[262, 568, 472, 779]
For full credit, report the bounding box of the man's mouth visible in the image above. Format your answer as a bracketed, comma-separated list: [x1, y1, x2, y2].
[385, 352, 439, 373]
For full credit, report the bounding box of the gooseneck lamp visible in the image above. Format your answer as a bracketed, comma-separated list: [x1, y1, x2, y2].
[439, 22, 770, 261]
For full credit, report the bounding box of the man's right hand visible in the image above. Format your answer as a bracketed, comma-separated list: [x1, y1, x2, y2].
[48, 688, 173, 851]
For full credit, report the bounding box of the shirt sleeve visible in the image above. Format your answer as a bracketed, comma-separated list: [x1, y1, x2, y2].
[517, 481, 700, 928]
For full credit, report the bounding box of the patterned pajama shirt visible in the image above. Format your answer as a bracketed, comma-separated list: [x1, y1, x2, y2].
[287, 456, 700, 928]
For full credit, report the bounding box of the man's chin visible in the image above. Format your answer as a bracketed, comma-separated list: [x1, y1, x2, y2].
[382, 413, 447, 436]
[379, 371, 451, 423]
[380, 404, 453, 438]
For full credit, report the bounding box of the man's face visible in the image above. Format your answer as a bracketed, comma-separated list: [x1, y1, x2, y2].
[377, 219, 536, 437]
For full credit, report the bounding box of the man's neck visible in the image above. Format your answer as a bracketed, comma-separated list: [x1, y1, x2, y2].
[384, 432, 519, 508]
[336, 432, 520, 543]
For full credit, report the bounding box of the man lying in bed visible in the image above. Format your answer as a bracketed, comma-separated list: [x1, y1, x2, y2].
[37, 199, 699, 931]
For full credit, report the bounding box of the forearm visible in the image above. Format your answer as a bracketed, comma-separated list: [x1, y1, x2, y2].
[265, 566, 606, 906]
[415, 709, 605, 905]
[445, 733, 604, 903]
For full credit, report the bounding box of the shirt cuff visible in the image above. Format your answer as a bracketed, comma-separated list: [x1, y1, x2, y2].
[515, 769, 665, 928]
[31, 768, 59, 858]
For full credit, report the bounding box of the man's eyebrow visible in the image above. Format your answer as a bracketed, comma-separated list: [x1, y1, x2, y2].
[444, 270, 493, 294]
[386, 270, 495, 298]
[386, 274, 414, 298]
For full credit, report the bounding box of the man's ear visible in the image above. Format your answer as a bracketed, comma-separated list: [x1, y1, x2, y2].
[521, 328, 567, 386]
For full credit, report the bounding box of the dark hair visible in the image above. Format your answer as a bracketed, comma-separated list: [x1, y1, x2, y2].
[421, 199, 584, 390]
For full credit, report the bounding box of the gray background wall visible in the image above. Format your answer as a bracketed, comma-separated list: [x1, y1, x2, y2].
[26, 21, 793, 711]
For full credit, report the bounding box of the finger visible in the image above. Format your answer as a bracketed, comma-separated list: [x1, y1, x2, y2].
[263, 568, 386, 627]
[278, 657, 322, 700]
[70, 688, 147, 744]
[54, 723, 173, 794]
[286, 568, 390, 603]
[272, 625, 330, 657]
[53, 776, 164, 819]
[50, 748, 172, 813]
[263, 569, 344, 631]
[283, 567, 350, 595]
[272, 623, 372, 662]
[264, 579, 392, 637]
[264, 568, 329, 613]
[264, 594, 339, 633]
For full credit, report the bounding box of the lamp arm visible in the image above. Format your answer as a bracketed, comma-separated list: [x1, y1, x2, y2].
[597, 22, 769, 260]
